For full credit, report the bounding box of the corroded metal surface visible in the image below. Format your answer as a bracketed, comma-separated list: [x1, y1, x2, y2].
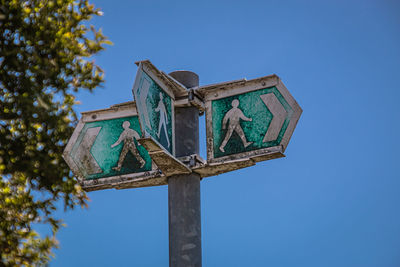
[191, 149, 284, 178]
[134, 60, 188, 97]
[193, 158, 255, 178]
[138, 137, 191, 176]
[174, 89, 205, 113]
[84, 170, 164, 192]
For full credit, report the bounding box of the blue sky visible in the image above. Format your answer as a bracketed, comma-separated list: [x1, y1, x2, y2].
[51, 0, 400, 266]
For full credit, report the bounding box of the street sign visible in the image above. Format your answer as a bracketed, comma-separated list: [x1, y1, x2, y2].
[132, 60, 191, 176]
[62, 62, 303, 266]
[132, 60, 186, 155]
[198, 74, 302, 164]
[62, 101, 164, 191]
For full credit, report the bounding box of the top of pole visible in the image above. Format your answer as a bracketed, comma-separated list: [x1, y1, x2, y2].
[169, 70, 199, 89]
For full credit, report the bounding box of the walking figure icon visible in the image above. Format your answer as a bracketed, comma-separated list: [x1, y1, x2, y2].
[111, 121, 146, 171]
[155, 92, 170, 148]
[219, 99, 253, 152]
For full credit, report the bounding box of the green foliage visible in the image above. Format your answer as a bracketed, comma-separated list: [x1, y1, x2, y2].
[0, 0, 110, 265]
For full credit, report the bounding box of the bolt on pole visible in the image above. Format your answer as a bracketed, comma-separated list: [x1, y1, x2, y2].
[168, 71, 202, 267]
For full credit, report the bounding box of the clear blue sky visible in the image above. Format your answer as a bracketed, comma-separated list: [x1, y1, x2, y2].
[50, 0, 400, 266]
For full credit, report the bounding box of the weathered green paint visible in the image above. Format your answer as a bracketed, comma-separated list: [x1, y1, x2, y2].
[136, 71, 173, 154]
[70, 116, 152, 180]
[212, 86, 293, 158]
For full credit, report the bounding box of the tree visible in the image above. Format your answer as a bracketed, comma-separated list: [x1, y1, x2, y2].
[0, 0, 110, 265]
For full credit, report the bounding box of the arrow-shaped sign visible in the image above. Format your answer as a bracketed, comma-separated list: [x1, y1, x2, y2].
[199, 74, 302, 164]
[63, 102, 163, 191]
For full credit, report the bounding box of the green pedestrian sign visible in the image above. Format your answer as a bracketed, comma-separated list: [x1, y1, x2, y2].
[132, 60, 191, 176]
[199, 74, 302, 164]
[62, 102, 163, 191]
[132, 60, 177, 155]
[63, 61, 302, 189]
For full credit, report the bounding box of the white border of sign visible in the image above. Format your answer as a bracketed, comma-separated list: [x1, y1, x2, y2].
[198, 74, 302, 164]
[62, 101, 164, 192]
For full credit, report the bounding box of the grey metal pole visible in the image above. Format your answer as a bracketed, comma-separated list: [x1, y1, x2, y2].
[168, 71, 202, 267]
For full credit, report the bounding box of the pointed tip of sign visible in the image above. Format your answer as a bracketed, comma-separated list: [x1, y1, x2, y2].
[134, 59, 151, 66]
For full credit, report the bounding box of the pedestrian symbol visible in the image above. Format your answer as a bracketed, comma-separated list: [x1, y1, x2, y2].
[111, 121, 146, 171]
[219, 99, 253, 153]
[155, 92, 170, 148]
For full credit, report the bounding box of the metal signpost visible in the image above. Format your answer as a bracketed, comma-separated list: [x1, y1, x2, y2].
[63, 60, 302, 267]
